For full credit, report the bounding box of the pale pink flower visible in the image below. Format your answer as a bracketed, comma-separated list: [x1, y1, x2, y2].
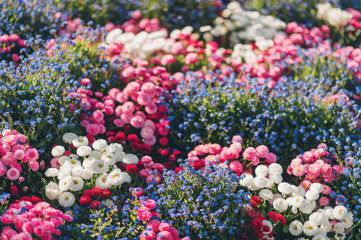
[255, 145, 269, 158]
[122, 101, 135, 114]
[141, 82, 156, 94]
[130, 115, 145, 128]
[137, 92, 152, 105]
[185, 53, 198, 65]
[141, 127, 154, 139]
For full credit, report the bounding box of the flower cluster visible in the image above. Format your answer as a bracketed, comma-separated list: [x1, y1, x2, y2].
[0, 200, 72, 239]
[0, 130, 40, 187]
[241, 163, 353, 239]
[45, 133, 133, 207]
[140, 220, 191, 240]
[186, 135, 276, 174]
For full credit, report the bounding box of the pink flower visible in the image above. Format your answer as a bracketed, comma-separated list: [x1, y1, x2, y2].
[1, 214, 14, 224]
[141, 82, 156, 94]
[125, 82, 140, 95]
[229, 161, 243, 173]
[122, 101, 135, 114]
[156, 231, 173, 240]
[292, 164, 306, 177]
[230, 142, 242, 152]
[137, 93, 152, 105]
[265, 152, 277, 164]
[140, 230, 156, 240]
[185, 53, 198, 65]
[302, 151, 314, 163]
[138, 210, 152, 221]
[319, 196, 329, 206]
[6, 167, 20, 180]
[160, 54, 177, 65]
[130, 115, 145, 128]
[141, 127, 154, 139]
[255, 145, 269, 158]
[80, 78, 91, 86]
[250, 156, 260, 166]
[1, 152, 15, 166]
[28, 161, 39, 171]
[144, 120, 156, 130]
[144, 200, 157, 210]
[147, 220, 161, 232]
[145, 103, 157, 114]
[300, 180, 312, 191]
[131, 187, 143, 197]
[0, 161, 7, 177]
[144, 135, 157, 146]
[171, 42, 184, 54]
[209, 144, 222, 155]
[114, 118, 124, 127]
[93, 110, 104, 121]
[50, 157, 60, 169]
[120, 113, 133, 124]
[86, 123, 100, 136]
[242, 147, 256, 160]
[307, 164, 321, 178]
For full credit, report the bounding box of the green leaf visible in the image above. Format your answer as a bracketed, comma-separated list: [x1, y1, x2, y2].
[283, 224, 289, 233]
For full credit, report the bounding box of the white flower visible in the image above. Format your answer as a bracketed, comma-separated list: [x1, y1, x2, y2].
[62, 133, 78, 144]
[108, 143, 123, 153]
[170, 29, 181, 39]
[239, 174, 254, 187]
[291, 196, 304, 208]
[69, 177, 84, 192]
[102, 154, 116, 165]
[259, 189, 273, 201]
[71, 165, 84, 177]
[326, 8, 352, 29]
[254, 176, 268, 188]
[92, 139, 108, 151]
[289, 220, 303, 236]
[122, 154, 139, 164]
[305, 190, 319, 201]
[45, 168, 59, 177]
[278, 182, 292, 194]
[58, 156, 70, 165]
[317, 3, 333, 21]
[72, 136, 89, 148]
[81, 169, 94, 180]
[45, 182, 61, 200]
[312, 234, 328, 240]
[309, 183, 323, 193]
[110, 171, 131, 185]
[59, 176, 72, 192]
[334, 222, 346, 234]
[269, 174, 282, 184]
[262, 220, 273, 234]
[309, 212, 323, 225]
[255, 165, 268, 177]
[273, 198, 288, 212]
[51, 146, 65, 157]
[333, 205, 347, 220]
[69, 154, 79, 160]
[102, 199, 115, 207]
[96, 174, 112, 189]
[268, 163, 283, 175]
[67, 158, 81, 166]
[77, 146, 92, 157]
[300, 200, 316, 214]
[303, 221, 318, 236]
[58, 192, 75, 207]
[89, 150, 102, 160]
[83, 158, 95, 169]
[342, 212, 353, 228]
[106, 28, 123, 43]
[318, 221, 332, 235]
[91, 160, 109, 174]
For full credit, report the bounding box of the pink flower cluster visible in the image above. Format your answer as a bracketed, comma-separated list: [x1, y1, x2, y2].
[0, 201, 72, 240]
[187, 135, 276, 174]
[0, 129, 40, 182]
[0, 33, 27, 64]
[288, 143, 343, 193]
[138, 156, 165, 183]
[140, 220, 191, 240]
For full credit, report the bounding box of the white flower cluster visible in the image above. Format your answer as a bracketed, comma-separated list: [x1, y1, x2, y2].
[289, 205, 353, 239]
[317, 3, 353, 29]
[45, 133, 136, 207]
[105, 28, 172, 59]
[200, 1, 286, 46]
[240, 164, 353, 239]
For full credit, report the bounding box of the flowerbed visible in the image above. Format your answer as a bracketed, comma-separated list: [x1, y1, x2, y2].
[1, 0, 361, 239]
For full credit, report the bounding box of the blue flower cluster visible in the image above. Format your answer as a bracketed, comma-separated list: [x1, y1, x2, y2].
[0, 49, 82, 156]
[169, 47, 361, 165]
[143, 161, 250, 239]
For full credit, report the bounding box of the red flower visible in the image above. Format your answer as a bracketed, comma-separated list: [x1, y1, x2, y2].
[87, 134, 95, 145]
[251, 218, 263, 230]
[123, 125, 130, 132]
[250, 200, 258, 210]
[83, 189, 94, 197]
[10, 186, 19, 195]
[89, 200, 101, 209]
[127, 134, 140, 143]
[168, 154, 176, 161]
[20, 196, 32, 202]
[31, 196, 41, 203]
[79, 195, 92, 205]
[251, 196, 263, 204]
[106, 131, 115, 136]
[101, 189, 111, 199]
[267, 211, 279, 222]
[139, 143, 151, 154]
[158, 104, 168, 113]
[277, 214, 286, 224]
[107, 136, 115, 143]
[92, 187, 102, 198]
[126, 164, 138, 174]
[115, 132, 126, 141]
[174, 167, 183, 173]
[173, 150, 181, 155]
[64, 150, 71, 156]
[159, 137, 168, 146]
[160, 149, 169, 156]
